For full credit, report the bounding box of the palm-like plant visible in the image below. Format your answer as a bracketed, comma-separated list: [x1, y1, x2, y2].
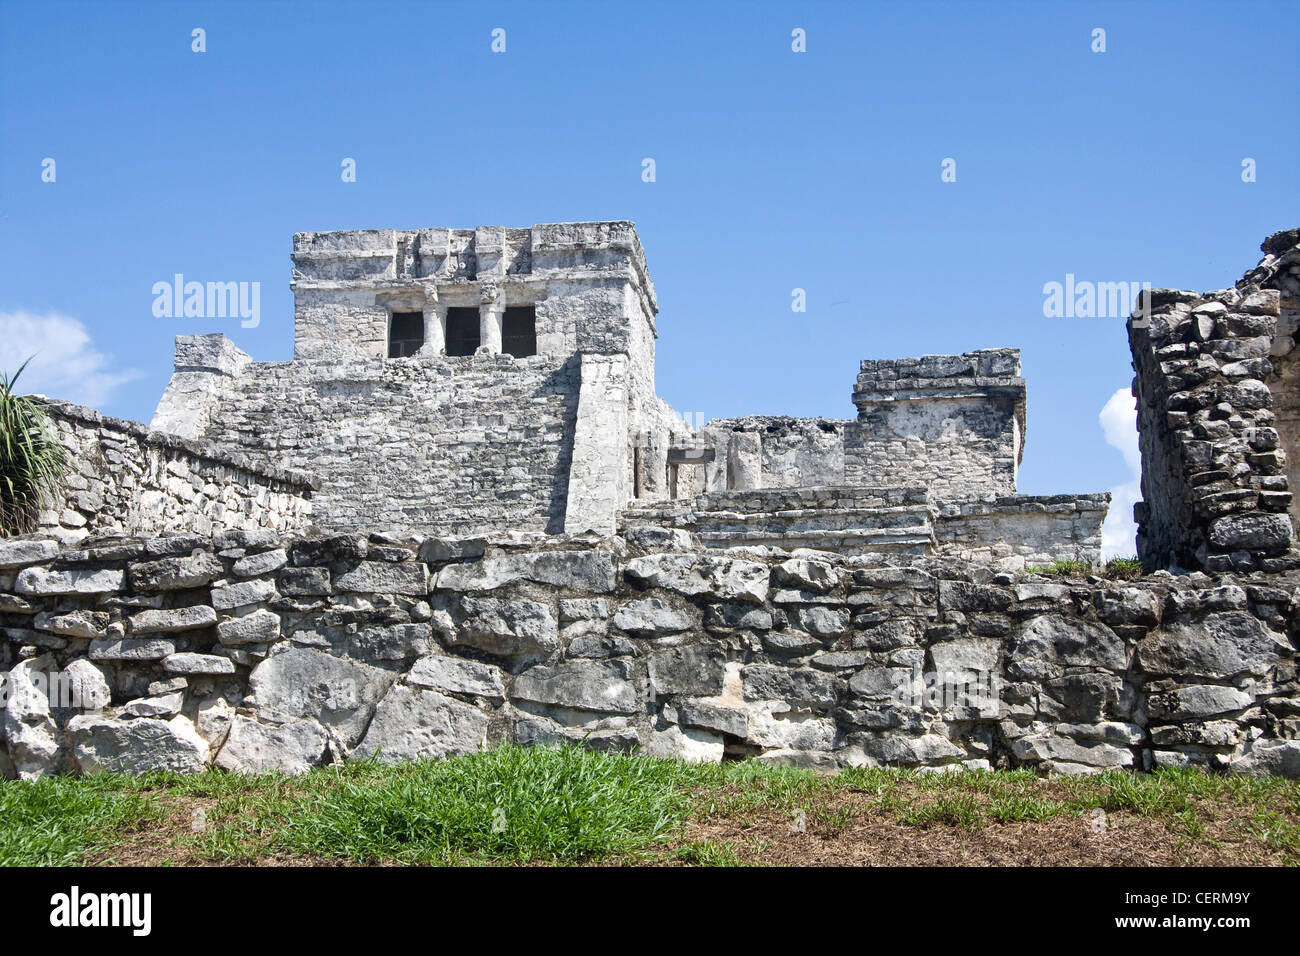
[0, 359, 69, 536]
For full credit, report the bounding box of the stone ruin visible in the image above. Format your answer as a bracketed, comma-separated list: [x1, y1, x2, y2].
[1, 223, 1298, 780]
[136, 222, 1105, 567]
[1129, 228, 1300, 575]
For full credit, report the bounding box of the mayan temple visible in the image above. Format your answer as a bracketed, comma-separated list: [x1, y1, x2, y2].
[135, 222, 1109, 566]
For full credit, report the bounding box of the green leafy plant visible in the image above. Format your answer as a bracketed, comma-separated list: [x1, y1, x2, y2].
[1103, 556, 1145, 580]
[0, 358, 69, 536]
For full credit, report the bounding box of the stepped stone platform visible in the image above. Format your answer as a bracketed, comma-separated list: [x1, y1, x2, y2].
[620, 487, 1106, 569]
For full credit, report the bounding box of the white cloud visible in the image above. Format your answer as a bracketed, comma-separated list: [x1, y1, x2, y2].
[0, 310, 142, 408]
[1098, 387, 1141, 560]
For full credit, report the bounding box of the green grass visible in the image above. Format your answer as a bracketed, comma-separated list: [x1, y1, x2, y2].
[895, 791, 984, 828]
[1022, 556, 1150, 580]
[1102, 556, 1146, 580]
[189, 745, 709, 864]
[1023, 559, 1094, 577]
[0, 773, 161, 865]
[1, 748, 1298, 866]
[669, 839, 748, 866]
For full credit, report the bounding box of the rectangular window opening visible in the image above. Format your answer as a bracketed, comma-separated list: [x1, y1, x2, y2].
[388, 311, 424, 358]
[502, 305, 537, 358]
[445, 307, 481, 356]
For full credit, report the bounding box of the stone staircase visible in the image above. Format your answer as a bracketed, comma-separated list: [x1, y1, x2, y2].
[620, 486, 935, 555]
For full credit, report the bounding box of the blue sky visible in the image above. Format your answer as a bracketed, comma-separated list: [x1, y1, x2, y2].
[1, 0, 1297, 553]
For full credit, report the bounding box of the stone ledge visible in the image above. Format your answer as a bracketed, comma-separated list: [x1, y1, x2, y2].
[934, 493, 1112, 518]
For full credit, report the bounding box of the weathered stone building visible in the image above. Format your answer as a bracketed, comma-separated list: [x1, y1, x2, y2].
[143, 222, 1106, 567]
[150, 223, 682, 538]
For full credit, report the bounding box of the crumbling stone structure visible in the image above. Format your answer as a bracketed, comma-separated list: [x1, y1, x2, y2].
[1129, 229, 1300, 572]
[153, 224, 688, 538]
[638, 349, 1104, 566]
[33, 400, 313, 540]
[694, 350, 1023, 498]
[847, 350, 1025, 495]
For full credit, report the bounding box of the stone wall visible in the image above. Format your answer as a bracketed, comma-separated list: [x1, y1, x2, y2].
[1240, 229, 1300, 531]
[156, 337, 581, 536]
[694, 351, 1027, 502]
[846, 349, 1025, 498]
[701, 417, 849, 491]
[35, 400, 314, 543]
[1129, 267, 1299, 572]
[691, 486, 935, 555]
[933, 494, 1110, 568]
[2, 529, 1295, 779]
[623, 487, 1107, 568]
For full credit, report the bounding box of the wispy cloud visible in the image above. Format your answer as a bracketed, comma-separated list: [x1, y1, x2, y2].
[1099, 387, 1141, 560]
[0, 309, 142, 408]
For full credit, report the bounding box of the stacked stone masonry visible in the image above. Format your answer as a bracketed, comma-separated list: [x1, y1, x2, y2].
[36, 400, 314, 544]
[163, 345, 581, 536]
[152, 223, 674, 538]
[1129, 228, 1300, 573]
[1, 529, 1296, 779]
[848, 348, 1026, 498]
[622, 487, 1107, 569]
[697, 350, 1026, 501]
[1244, 230, 1300, 533]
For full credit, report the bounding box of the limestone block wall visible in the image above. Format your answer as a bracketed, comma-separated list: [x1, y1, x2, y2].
[1129, 283, 1298, 572]
[690, 491, 934, 555]
[167, 350, 582, 536]
[846, 349, 1025, 499]
[701, 417, 849, 491]
[932, 494, 1110, 569]
[3, 529, 1295, 779]
[35, 401, 314, 543]
[1239, 229, 1300, 531]
[289, 222, 658, 365]
[151, 332, 701, 539]
[622, 487, 1107, 568]
[695, 352, 1026, 501]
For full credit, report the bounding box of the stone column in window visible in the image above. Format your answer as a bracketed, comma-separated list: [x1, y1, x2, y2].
[424, 303, 448, 355]
[479, 284, 504, 355]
